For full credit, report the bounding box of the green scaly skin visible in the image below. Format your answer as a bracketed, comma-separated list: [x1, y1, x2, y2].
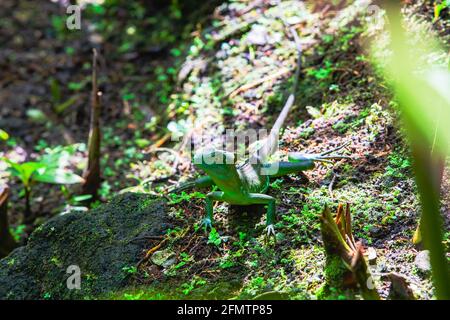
[170, 29, 351, 241]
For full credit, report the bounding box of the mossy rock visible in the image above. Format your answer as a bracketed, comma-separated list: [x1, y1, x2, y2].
[0, 193, 171, 300]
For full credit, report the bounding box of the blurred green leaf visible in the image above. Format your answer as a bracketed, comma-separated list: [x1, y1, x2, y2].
[54, 96, 78, 114]
[72, 194, 93, 202]
[26, 109, 47, 123]
[375, 3, 450, 299]
[2, 158, 45, 186]
[50, 78, 61, 103]
[90, 4, 106, 15]
[434, 1, 450, 21]
[0, 129, 9, 141]
[68, 82, 85, 91]
[135, 138, 151, 148]
[39, 145, 74, 169]
[122, 93, 136, 101]
[1, 144, 83, 187]
[34, 168, 84, 185]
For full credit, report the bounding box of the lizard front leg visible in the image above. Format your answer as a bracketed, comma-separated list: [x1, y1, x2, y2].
[248, 193, 277, 242]
[202, 191, 224, 232]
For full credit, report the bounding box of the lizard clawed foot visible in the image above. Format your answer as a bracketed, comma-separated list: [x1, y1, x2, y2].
[201, 218, 213, 233]
[264, 224, 277, 245]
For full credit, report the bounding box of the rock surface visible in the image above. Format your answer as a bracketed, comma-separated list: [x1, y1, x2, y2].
[367, 247, 377, 265]
[151, 249, 176, 268]
[0, 193, 171, 300]
[414, 250, 431, 274]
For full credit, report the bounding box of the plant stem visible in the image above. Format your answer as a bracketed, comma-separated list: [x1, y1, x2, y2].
[0, 185, 17, 258]
[82, 48, 102, 201]
[24, 186, 34, 224]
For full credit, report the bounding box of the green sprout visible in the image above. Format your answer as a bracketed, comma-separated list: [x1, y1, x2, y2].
[1, 145, 84, 223]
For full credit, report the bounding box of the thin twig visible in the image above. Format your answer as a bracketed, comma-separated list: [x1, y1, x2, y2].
[328, 174, 336, 198]
[136, 237, 169, 267]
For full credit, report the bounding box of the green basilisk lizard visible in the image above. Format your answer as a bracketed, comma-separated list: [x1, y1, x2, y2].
[170, 28, 350, 239]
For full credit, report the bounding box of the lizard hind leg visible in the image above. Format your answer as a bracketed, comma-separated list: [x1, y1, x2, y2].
[202, 191, 224, 232]
[248, 193, 277, 243]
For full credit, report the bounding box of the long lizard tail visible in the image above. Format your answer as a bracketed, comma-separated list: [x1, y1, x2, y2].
[270, 27, 302, 136]
[251, 27, 303, 163]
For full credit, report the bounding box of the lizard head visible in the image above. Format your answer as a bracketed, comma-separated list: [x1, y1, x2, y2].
[193, 149, 237, 179]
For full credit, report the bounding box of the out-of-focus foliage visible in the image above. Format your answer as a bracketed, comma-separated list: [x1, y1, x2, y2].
[2, 145, 84, 188]
[373, 2, 450, 299]
[434, 0, 450, 21]
[0, 129, 9, 141]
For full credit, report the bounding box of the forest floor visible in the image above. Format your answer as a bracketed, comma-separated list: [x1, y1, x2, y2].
[0, 0, 449, 300]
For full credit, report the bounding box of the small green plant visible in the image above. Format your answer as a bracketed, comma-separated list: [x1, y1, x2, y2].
[169, 191, 206, 205]
[307, 61, 334, 80]
[122, 265, 138, 275]
[10, 224, 26, 242]
[180, 276, 206, 295]
[174, 252, 193, 270]
[219, 255, 235, 269]
[1, 145, 84, 222]
[243, 276, 266, 296]
[384, 153, 411, 179]
[42, 292, 52, 300]
[123, 291, 144, 300]
[207, 228, 222, 247]
[269, 179, 283, 190]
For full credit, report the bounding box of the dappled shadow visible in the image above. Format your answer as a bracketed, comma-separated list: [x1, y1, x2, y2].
[0, 0, 223, 230]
